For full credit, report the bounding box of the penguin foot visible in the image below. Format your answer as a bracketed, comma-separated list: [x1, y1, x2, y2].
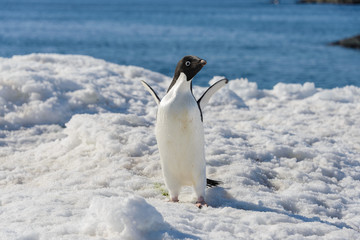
[170, 196, 179, 202]
[196, 202, 208, 209]
[196, 196, 208, 209]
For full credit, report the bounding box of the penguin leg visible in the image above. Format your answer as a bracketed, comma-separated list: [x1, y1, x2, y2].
[195, 196, 207, 209]
[193, 175, 207, 208]
[168, 186, 180, 202]
[170, 196, 179, 202]
[163, 174, 181, 202]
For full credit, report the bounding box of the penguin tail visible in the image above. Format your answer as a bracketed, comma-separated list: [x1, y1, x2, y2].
[206, 178, 222, 188]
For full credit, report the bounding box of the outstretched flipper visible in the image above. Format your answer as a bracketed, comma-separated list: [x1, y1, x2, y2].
[141, 80, 161, 105]
[197, 78, 228, 110]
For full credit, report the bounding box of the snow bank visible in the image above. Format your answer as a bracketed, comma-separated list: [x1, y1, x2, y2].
[1, 54, 360, 239]
[0, 54, 168, 130]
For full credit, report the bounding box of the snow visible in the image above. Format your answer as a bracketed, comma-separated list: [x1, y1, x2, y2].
[81, 195, 166, 239]
[1, 54, 360, 239]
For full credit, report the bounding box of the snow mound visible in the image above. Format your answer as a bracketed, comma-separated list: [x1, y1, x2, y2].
[82, 195, 166, 240]
[0, 54, 168, 130]
[271, 82, 317, 100]
[228, 78, 262, 100]
[204, 76, 247, 108]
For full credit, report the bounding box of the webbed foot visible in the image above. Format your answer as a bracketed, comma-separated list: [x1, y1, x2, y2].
[170, 196, 179, 202]
[196, 196, 208, 209]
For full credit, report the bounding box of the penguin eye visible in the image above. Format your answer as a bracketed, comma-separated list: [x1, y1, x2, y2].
[185, 61, 191, 67]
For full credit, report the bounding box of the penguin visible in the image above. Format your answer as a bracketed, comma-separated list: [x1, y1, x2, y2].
[141, 56, 228, 208]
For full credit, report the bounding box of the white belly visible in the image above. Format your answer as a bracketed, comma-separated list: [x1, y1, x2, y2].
[155, 90, 205, 187]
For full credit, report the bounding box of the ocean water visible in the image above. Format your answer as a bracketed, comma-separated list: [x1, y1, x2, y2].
[0, 0, 359, 89]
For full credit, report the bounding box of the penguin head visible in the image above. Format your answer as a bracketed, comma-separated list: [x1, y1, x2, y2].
[175, 55, 207, 81]
[167, 55, 206, 92]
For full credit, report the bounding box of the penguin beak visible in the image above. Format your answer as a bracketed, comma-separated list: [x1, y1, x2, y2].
[200, 59, 207, 66]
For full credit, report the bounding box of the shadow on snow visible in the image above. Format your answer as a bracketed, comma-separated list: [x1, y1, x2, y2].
[206, 187, 357, 232]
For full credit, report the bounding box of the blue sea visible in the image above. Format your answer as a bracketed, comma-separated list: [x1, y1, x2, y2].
[0, 0, 359, 89]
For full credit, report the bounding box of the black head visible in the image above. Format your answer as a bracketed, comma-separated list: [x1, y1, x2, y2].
[167, 55, 207, 92]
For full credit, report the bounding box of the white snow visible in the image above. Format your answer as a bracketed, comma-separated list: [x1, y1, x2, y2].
[81, 195, 166, 239]
[1, 54, 360, 239]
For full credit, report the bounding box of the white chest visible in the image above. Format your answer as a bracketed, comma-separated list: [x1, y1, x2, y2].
[156, 74, 202, 134]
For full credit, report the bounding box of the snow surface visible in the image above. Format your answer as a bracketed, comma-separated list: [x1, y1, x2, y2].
[0, 54, 360, 239]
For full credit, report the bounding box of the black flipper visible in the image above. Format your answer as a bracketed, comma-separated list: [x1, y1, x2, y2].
[206, 178, 223, 188]
[197, 78, 228, 110]
[141, 80, 161, 105]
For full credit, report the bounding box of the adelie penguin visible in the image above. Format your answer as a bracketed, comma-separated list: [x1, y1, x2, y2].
[141, 56, 228, 208]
